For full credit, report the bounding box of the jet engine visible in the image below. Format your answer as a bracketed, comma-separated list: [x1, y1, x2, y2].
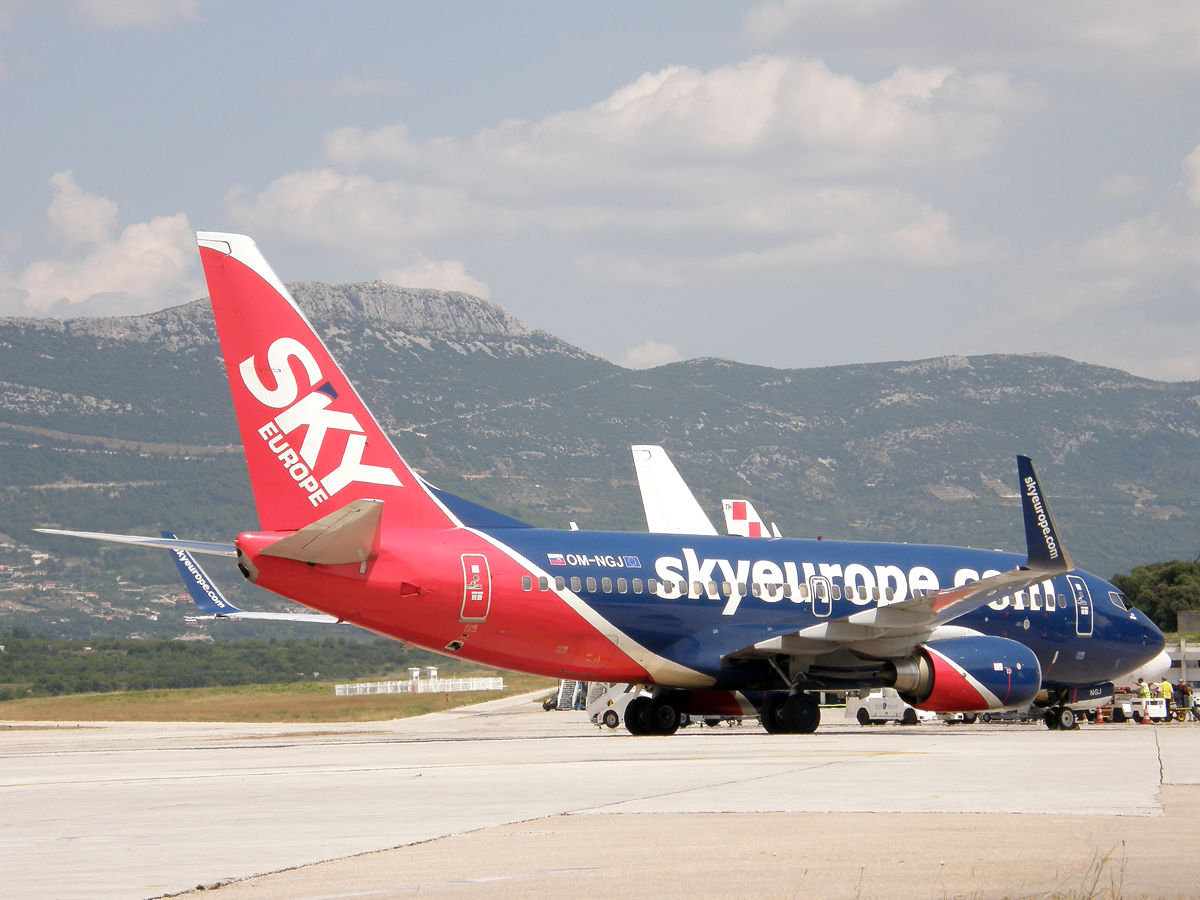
[885, 636, 1041, 712]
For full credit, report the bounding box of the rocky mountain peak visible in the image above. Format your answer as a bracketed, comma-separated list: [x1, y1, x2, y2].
[289, 282, 533, 337]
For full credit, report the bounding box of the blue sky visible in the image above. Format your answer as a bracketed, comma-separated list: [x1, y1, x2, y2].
[2, 1, 1199, 380]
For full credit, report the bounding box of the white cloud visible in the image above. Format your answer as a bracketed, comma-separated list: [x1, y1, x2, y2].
[990, 145, 1200, 378]
[230, 56, 1030, 283]
[0, 172, 202, 318]
[380, 258, 490, 299]
[619, 340, 683, 369]
[1184, 145, 1200, 206]
[45, 170, 118, 245]
[744, 1, 1200, 78]
[71, 0, 199, 30]
[1092, 173, 1152, 207]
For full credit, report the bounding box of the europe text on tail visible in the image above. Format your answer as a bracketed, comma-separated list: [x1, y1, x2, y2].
[35, 232, 1165, 736]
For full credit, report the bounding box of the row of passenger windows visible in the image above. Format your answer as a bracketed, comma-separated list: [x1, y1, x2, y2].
[518, 574, 1080, 608]
[520, 575, 906, 601]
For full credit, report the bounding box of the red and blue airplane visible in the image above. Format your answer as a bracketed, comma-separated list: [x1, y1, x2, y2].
[38, 232, 1165, 735]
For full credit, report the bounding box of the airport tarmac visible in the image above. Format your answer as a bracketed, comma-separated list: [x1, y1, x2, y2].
[2, 693, 1198, 900]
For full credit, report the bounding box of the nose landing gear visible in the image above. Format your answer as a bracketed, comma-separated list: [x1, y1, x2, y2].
[1045, 706, 1078, 730]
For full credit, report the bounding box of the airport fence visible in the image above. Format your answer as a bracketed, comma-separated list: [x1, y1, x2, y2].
[334, 677, 504, 697]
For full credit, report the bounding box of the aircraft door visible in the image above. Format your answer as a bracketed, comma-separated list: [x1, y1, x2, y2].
[1066, 575, 1092, 637]
[460, 554, 492, 623]
[811, 576, 832, 618]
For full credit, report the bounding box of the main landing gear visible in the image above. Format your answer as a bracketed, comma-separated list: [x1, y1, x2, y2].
[624, 692, 688, 736]
[760, 692, 821, 734]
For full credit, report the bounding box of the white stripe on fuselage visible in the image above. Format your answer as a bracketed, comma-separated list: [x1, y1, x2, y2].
[466, 527, 715, 688]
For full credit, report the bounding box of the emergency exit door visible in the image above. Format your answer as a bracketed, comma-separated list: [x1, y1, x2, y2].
[460, 554, 492, 623]
[1066, 575, 1093, 637]
[810, 576, 832, 618]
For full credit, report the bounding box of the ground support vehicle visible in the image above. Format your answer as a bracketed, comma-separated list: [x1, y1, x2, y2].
[587, 682, 642, 728]
[1108, 694, 1169, 724]
[845, 689, 936, 726]
[978, 705, 1039, 724]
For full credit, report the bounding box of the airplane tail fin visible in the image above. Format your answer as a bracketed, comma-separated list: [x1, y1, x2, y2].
[722, 499, 770, 538]
[163, 531, 241, 616]
[631, 445, 718, 535]
[196, 233, 455, 533]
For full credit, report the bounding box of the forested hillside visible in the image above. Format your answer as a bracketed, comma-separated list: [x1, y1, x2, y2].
[1, 282, 1198, 639]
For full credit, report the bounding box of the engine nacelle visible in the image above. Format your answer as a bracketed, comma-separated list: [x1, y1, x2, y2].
[887, 636, 1041, 712]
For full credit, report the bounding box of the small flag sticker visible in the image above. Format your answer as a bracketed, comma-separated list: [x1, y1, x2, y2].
[622, 556, 641, 568]
[547, 553, 566, 566]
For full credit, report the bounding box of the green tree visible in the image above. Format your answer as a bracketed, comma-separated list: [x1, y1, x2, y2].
[1110, 560, 1200, 632]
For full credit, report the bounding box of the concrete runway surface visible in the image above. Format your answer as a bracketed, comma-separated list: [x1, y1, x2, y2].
[2, 692, 1198, 900]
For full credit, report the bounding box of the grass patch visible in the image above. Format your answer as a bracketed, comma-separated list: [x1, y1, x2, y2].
[0, 674, 557, 723]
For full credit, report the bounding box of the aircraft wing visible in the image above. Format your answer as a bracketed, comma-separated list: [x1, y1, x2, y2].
[739, 456, 1074, 657]
[871, 455, 1071, 628]
[34, 528, 236, 557]
[631, 445, 718, 535]
[165, 531, 340, 624]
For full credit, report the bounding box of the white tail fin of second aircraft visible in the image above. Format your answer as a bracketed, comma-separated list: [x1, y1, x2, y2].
[631, 445, 718, 535]
[722, 499, 779, 538]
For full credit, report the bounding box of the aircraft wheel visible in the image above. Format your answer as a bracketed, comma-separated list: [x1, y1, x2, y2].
[901, 708, 919, 726]
[980, 713, 992, 724]
[1045, 709, 1059, 730]
[1057, 707, 1077, 730]
[760, 694, 787, 734]
[783, 694, 820, 734]
[645, 697, 681, 735]
[602, 709, 620, 729]
[856, 707, 871, 726]
[962, 712, 978, 725]
[624, 697, 650, 735]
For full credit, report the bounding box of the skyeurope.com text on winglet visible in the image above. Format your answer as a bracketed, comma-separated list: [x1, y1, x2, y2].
[1017, 455, 1073, 573]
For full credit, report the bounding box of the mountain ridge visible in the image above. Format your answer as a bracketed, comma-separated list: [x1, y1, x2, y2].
[0, 282, 1196, 613]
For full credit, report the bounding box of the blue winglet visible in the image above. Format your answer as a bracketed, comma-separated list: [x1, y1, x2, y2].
[1016, 457, 1072, 572]
[162, 531, 241, 616]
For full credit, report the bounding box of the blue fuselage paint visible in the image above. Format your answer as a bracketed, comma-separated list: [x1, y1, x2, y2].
[488, 527, 1166, 691]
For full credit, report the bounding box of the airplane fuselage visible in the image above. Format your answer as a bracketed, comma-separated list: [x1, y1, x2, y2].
[238, 523, 1164, 693]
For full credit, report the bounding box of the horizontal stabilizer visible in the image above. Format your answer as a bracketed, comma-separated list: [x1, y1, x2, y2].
[164, 531, 340, 623]
[259, 498, 383, 565]
[34, 528, 236, 557]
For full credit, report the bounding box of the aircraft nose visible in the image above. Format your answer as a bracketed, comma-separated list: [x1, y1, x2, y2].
[1136, 608, 1166, 655]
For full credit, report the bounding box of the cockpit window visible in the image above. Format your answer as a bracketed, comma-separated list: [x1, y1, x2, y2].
[1109, 590, 1128, 611]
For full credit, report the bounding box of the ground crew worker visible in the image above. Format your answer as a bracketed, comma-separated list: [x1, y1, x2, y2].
[1161, 677, 1175, 719]
[1137, 678, 1151, 699]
